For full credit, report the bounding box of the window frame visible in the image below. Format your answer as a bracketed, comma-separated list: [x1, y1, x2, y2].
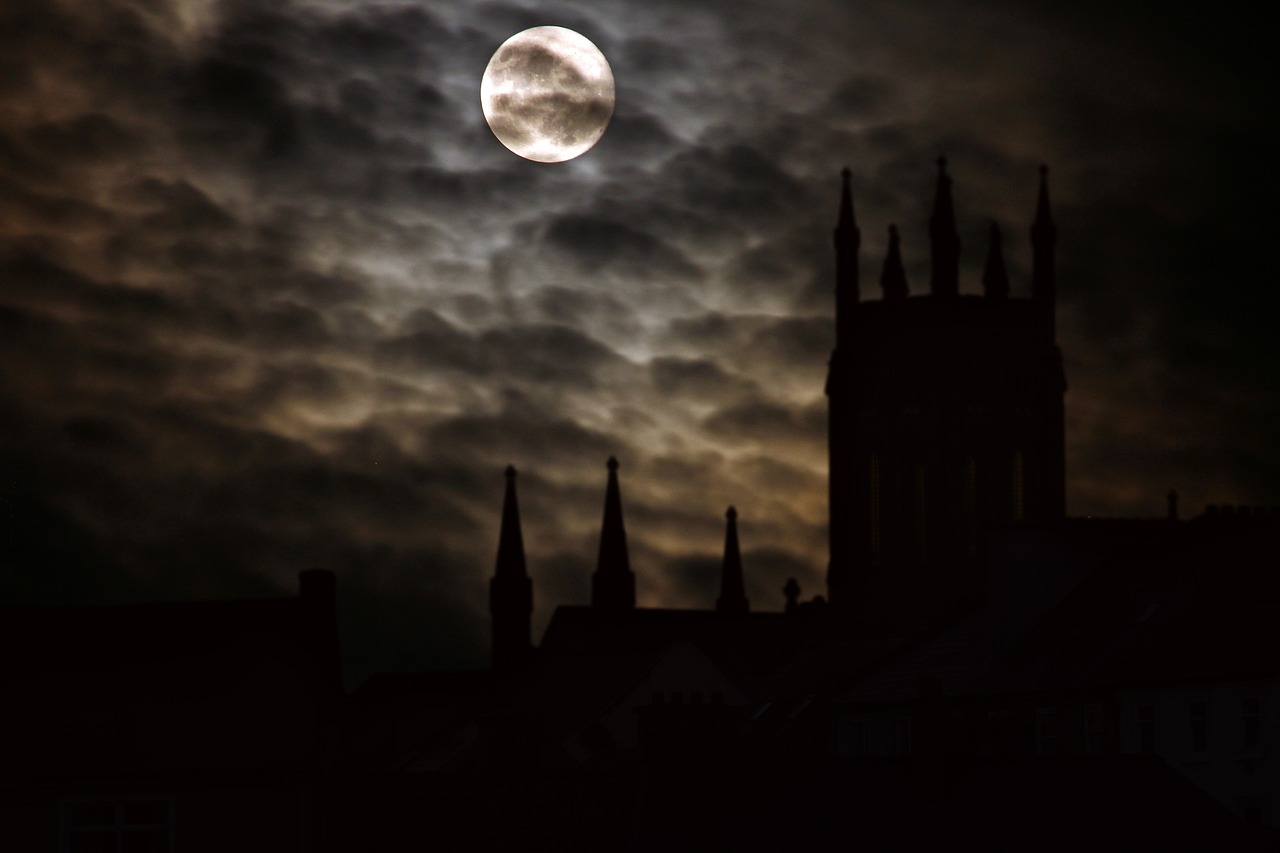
[60, 796, 174, 853]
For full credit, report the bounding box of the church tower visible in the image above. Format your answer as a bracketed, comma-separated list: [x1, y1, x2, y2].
[826, 161, 1067, 617]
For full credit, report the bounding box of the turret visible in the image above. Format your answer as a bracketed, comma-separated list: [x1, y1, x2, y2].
[982, 221, 1009, 299]
[716, 506, 748, 615]
[591, 457, 636, 611]
[929, 156, 960, 297]
[1031, 164, 1057, 333]
[834, 167, 861, 345]
[490, 465, 533, 673]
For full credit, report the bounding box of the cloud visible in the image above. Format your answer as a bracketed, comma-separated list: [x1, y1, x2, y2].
[0, 0, 1275, 683]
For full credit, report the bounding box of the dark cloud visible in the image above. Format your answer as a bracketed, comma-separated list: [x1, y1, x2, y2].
[543, 214, 703, 280]
[0, 0, 1275, 683]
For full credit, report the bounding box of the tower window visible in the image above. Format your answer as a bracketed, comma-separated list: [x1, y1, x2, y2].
[914, 459, 926, 562]
[965, 455, 977, 558]
[1012, 451, 1025, 522]
[1137, 704, 1156, 754]
[1189, 700, 1208, 753]
[1036, 707, 1057, 755]
[1242, 697, 1260, 750]
[869, 454, 880, 564]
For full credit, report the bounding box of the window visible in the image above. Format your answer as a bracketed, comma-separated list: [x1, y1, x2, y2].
[1012, 451, 1025, 522]
[964, 455, 977, 558]
[869, 454, 880, 564]
[1036, 708, 1057, 755]
[1084, 702, 1105, 754]
[897, 717, 913, 755]
[914, 460, 926, 562]
[62, 799, 173, 853]
[1137, 704, 1156, 754]
[1189, 700, 1208, 753]
[840, 718, 869, 756]
[1242, 697, 1261, 750]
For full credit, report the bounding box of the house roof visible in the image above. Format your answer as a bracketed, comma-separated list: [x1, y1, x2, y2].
[0, 577, 339, 776]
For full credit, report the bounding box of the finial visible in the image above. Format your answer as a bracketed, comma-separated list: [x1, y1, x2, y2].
[783, 577, 800, 615]
[937, 155, 947, 174]
[505, 464, 517, 479]
[1039, 163, 1049, 179]
[841, 166, 851, 184]
[726, 505, 737, 520]
[607, 456, 619, 472]
[1167, 489, 1179, 521]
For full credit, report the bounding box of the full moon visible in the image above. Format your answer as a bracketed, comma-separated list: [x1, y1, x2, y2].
[481, 27, 615, 163]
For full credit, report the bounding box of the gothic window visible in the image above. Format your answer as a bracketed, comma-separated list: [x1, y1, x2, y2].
[965, 455, 977, 557]
[1242, 696, 1261, 750]
[1084, 702, 1105, 754]
[1012, 451, 1025, 522]
[1189, 700, 1209, 753]
[1036, 707, 1057, 755]
[914, 459, 926, 562]
[1137, 704, 1156, 754]
[869, 454, 881, 564]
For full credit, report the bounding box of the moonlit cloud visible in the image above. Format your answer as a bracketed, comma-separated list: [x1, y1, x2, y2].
[1, 0, 1276, 682]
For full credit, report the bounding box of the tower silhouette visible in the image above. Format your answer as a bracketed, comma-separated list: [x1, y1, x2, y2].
[591, 456, 636, 611]
[716, 506, 749, 615]
[826, 161, 1067, 616]
[490, 464, 533, 672]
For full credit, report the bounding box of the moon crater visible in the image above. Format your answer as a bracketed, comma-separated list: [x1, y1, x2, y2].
[481, 27, 615, 163]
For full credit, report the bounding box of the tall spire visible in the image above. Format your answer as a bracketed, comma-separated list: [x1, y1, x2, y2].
[880, 224, 908, 301]
[982, 221, 1009, 298]
[1031, 164, 1057, 327]
[834, 167, 861, 345]
[716, 506, 748, 615]
[592, 456, 635, 611]
[490, 464, 533, 673]
[929, 156, 960, 297]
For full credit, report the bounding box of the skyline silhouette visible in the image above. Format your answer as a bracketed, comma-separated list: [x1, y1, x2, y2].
[1, 0, 1277, 687]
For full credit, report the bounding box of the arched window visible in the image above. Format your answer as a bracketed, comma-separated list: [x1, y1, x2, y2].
[869, 454, 880, 564]
[914, 459, 926, 561]
[965, 455, 977, 557]
[1012, 451, 1025, 522]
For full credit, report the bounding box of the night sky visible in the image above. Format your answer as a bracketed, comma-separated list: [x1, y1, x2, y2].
[2, 0, 1276, 684]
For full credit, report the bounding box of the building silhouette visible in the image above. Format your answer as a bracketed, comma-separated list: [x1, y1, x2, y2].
[826, 160, 1066, 617]
[4, 160, 1277, 850]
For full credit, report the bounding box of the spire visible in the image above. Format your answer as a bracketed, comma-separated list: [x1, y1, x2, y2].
[1031, 164, 1057, 319]
[494, 465, 526, 580]
[982, 221, 1010, 298]
[716, 506, 748, 615]
[490, 464, 533, 673]
[929, 156, 960, 297]
[592, 456, 635, 611]
[880, 224, 908, 301]
[833, 167, 861, 345]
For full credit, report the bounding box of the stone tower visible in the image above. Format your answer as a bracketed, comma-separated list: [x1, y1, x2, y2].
[826, 160, 1066, 616]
